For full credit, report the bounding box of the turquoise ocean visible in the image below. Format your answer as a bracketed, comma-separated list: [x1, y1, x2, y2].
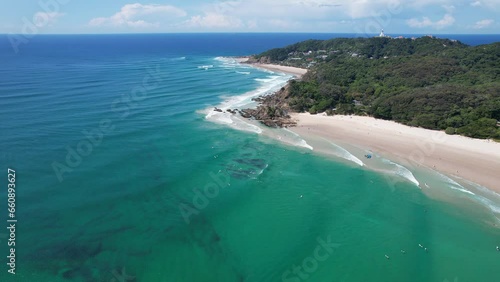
[0, 34, 499, 281]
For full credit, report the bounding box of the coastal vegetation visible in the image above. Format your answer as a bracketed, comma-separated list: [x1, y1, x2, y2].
[250, 37, 500, 139]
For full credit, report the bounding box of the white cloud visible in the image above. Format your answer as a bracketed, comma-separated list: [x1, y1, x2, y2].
[184, 0, 500, 32]
[266, 19, 301, 29]
[127, 20, 156, 28]
[442, 4, 455, 13]
[186, 0, 402, 26]
[185, 12, 242, 28]
[470, 0, 500, 10]
[83, 0, 499, 32]
[342, 0, 403, 19]
[88, 3, 186, 28]
[473, 19, 494, 29]
[409, 0, 451, 9]
[407, 14, 455, 29]
[180, 1, 241, 29]
[483, 0, 500, 9]
[33, 12, 65, 27]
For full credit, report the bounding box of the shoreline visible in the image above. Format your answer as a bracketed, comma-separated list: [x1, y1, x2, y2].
[289, 113, 500, 194]
[236, 57, 307, 78]
[233, 57, 500, 196]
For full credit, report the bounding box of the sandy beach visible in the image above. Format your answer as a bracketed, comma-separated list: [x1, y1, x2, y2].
[236, 57, 308, 78]
[252, 63, 308, 78]
[290, 113, 500, 194]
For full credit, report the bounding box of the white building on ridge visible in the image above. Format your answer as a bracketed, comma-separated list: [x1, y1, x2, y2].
[378, 29, 390, 38]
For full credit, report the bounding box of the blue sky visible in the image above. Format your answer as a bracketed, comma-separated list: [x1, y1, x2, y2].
[1, 0, 499, 34]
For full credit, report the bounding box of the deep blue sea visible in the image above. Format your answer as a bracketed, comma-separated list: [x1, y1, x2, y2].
[0, 33, 499, 282]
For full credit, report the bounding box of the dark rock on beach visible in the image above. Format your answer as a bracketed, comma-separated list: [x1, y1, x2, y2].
[240, 84, 297, 128]
[245, 56, 271, 64]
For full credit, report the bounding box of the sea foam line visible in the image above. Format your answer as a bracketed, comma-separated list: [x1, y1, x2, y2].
[204, 57, 315, 150]
[448, 176, 500, 215]
[381, 158, 420, 186]
[436, 173, 475, 195]
[282, 129, 314, 150]
[197, 65, 214, 70]
[322, 138, 364, 166]
[214, 57, 252, 69]
[291, 139, 313, 150]
[203, 62, 292, 134]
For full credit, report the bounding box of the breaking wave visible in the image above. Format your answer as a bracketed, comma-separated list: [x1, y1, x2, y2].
[381, 159, 420, 186]
[323, 139, 364, 166]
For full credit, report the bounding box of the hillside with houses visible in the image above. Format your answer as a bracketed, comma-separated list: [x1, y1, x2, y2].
[245, 36, 500, 139]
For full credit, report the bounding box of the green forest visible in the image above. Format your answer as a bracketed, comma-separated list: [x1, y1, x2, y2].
[253, 37, 500, 139]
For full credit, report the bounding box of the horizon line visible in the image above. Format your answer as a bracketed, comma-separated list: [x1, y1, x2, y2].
[2, 32, 500, 36]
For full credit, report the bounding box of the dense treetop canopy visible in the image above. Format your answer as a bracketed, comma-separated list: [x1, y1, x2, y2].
[254, 37, 500, 139]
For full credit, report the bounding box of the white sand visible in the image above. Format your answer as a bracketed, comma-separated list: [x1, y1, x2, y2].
[236, 57, 307, 78]
[290, 113, 500, 193]
[251, 64, 308, 78]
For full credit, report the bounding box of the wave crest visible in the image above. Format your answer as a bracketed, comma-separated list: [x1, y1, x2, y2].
[381, 159, 420, 186]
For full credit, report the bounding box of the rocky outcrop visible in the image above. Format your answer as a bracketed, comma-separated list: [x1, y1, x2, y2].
[245, 56, 272, 64]
[240, 85, 297, 128]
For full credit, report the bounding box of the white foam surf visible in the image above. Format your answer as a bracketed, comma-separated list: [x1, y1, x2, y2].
[205, 110, 263, 134]
[381, 159, 420, 186]
[476, 196, 500, 215]
[322, 139, 364, 166]
[203, 64, 292, 135]
[198, 65, 214, 70]
[251, 164, 269, 179]
[294, 139, 314, 150]
[450, 177, 500, 216]
[255, 76, 281, 83]
[214, 57, 252, 69]
[203, 57, 315, 151]
[281, 129, 314, 150]
[436, 173, 475, 195]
